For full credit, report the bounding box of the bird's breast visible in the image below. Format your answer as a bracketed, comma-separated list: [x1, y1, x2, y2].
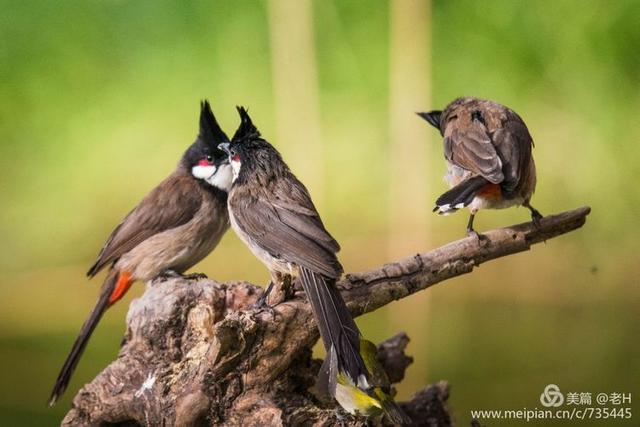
[118, 194, 229, 280]
[228, 207, 291, 275]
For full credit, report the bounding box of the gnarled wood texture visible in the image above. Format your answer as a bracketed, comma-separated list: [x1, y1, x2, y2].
[62, 206, 590, 426]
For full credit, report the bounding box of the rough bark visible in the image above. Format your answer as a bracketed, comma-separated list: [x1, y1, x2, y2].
[62, 207, 590, 426]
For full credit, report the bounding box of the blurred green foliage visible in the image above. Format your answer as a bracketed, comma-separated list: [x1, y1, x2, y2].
[0, 1, 638, 425]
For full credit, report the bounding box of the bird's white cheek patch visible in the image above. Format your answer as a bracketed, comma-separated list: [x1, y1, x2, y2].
[192, 165, 217, 180]
[230, 159, 241, 182]
[207, 164, 233, 192]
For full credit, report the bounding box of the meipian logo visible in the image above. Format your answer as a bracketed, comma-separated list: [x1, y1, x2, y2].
[540, 384, 564, 407]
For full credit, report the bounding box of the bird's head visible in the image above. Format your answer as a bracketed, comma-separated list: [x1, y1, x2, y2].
[183, 100, 233, 192]
[218, 106, 284, 184]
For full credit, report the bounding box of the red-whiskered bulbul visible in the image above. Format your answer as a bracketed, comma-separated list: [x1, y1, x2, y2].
[418, 97, 542, 236]
[219, 107, 378, 410]
[48, 101, 233, 405]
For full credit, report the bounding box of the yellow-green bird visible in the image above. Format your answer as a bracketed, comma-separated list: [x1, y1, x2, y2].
[320, 339, 411, 424]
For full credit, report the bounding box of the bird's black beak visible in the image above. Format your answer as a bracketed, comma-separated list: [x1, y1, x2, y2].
[417, 111, 442, 130]
[218, 142, 231, 155]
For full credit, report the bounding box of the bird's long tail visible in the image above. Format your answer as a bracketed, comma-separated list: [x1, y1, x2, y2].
[48, 270, 132, 406]
[298, 266, 369, 392]
[434, 175, 489, 215]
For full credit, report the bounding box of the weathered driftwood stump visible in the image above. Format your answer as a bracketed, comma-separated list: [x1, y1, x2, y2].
[63, 207, 590, 426]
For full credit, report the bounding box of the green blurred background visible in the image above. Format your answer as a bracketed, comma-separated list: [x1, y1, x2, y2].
[1, 1, 638, 425]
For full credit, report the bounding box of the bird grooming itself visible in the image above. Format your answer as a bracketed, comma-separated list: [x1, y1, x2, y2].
[419, 97, 542, 236]
[219, 108, 408, 423]
[49, 101, 233, 405]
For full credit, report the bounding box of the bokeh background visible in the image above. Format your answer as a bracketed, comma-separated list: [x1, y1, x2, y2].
[1, 1, 638, 425]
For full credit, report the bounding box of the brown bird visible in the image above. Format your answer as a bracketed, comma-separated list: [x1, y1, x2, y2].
[418, 97, 542, 236]
[219, 109, 409, 423]
[48, 101, 233, 405]
[219, 108, 373, 404]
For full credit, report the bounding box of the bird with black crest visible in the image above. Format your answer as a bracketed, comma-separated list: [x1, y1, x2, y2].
[49, 101, 233, 405]
[219, 107, 409, 424]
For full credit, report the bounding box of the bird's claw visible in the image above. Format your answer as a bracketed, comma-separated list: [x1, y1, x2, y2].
[159, 270, 208, 281]
[332, 408, 349, 427]
[250, 293, 277, 319]
[531, 210, 543, 228]
[252, 291, 269, 308]
[159, 269, 182, 280]
[466, 229, 487, 243]
[182, 272, 208, 280]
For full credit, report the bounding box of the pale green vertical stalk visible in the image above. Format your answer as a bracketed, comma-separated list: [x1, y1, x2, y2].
[388, 0, 433, 391]
[267, 0, 324, 205]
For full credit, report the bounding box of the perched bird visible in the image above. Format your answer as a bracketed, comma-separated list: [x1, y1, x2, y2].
[48, 101, 233, 405]
[419, 97, 542, 236]
[220, 108, 407, 422]
[325, 340, 411, 424]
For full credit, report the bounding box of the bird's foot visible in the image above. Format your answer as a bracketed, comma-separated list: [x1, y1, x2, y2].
[182, 272, 208, 280]
[250, 283, 277, 318]
[531, 209, 543, 228]
[354, 412, 374, 426]
[250, 301, 277, 320]
[159, 270, 208, 281]
[251, 291, 271, 309]
[524, 201, 543, 228]
[332, 408, 350, 427]
[158, 269, 183, 280]
[466, 228, 487, 243]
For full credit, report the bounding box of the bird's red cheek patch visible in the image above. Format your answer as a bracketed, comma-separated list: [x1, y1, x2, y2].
[198, 159, 211, 166]
[232, 155, 240, 162]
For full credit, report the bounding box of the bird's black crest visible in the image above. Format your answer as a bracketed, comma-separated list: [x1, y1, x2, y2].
[232, 106, 261, 142]
[417, 110, 442, 130]
[200, 100, 229, 144]
[181, 100, 229, 168]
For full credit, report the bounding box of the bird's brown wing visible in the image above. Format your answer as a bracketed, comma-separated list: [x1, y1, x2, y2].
[444, 123, 505, 184]
[230, 176, 342, 278]
[271, 178, 340, 253]
[87, 173, 203, 277]
[491, 114, 533, 194]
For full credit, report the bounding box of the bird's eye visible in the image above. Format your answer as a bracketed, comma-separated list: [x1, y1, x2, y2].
[230, 149, 241, 162]
[206, 155, 213, 162]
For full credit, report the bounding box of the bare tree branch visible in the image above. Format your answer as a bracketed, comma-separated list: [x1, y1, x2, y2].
[61, 206, 589, 426]
[343, 206, 591, 316]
